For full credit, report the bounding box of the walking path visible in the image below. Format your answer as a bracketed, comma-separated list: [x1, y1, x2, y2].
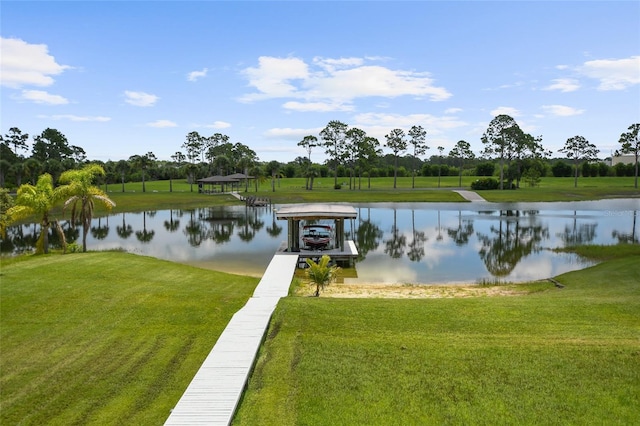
[453, 190, 488, 202]
[164, 254, 299, 425]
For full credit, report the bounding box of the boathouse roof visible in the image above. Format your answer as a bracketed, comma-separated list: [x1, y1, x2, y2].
[276, 204, 357, 220]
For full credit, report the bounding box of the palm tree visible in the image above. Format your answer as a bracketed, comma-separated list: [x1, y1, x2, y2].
[6, 173, 65, 254]
[129, 152, 157, 192]
[58, 164, 116, 252]
[305, 255, 340, 297]
[115, 159, 130, 192]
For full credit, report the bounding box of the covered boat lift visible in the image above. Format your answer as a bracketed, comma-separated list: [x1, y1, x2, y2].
[276, 204, 359, 265]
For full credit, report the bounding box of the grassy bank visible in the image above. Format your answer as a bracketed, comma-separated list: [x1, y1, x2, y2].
[98, 176, 639, 212]
[0, 252, 259, 425]
[233, 246, 640, 425]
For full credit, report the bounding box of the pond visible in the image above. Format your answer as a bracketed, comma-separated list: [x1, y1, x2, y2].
[2, 199, 638, 284]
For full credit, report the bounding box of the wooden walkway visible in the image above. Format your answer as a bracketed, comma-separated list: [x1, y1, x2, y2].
[165, 254, 299, 425]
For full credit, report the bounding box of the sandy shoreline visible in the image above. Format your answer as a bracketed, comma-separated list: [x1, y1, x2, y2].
[294, 282, 537, 299]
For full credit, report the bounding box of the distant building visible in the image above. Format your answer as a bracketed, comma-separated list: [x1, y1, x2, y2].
[611, 154, 638, 166]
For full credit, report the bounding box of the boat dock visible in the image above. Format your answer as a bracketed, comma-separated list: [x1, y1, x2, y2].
[164, 254, 299, 425]
[166, 204, 359, 425]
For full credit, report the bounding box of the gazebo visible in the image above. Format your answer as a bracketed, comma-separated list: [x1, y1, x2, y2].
[276, 204, 358, 255]
[196, 173, 254, 193]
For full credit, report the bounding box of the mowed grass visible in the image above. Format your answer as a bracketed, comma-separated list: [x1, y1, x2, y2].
[100, 175, 638, 210]
[234, 246, 640, 425]
[0, 252, 259, 425]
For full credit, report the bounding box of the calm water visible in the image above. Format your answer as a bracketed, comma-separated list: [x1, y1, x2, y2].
[3, 199, 638, 284]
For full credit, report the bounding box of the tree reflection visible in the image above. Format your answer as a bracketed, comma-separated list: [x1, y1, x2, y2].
[612, 210, 638, 244]
[558, 211, 597, 246]
[266, 209, 283, 238]
[90, 216, 110, 240]
[407, 209, 427, 262]
[184, 210, 207, 247]
[116, 213, 133, 239]
[61, 220, 80, 246]
[164, 209, 180, 232]
[239, 207, 265, 242]
[135, 211, 155, 244]
[354, 208, 383, 261]
[446, 211, 474, 246]
[384, 208, 406, 259]
[238, 207, 256, 242]
[476, 210, 548, 277]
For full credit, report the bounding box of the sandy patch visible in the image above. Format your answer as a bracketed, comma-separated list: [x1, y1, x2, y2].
[295, 282, 531, 299]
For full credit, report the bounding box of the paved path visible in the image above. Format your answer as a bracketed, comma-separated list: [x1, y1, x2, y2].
[165, 254, 299, 425]
[453, 190, 488, 202]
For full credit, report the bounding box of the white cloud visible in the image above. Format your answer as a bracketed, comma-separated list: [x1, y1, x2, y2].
[187, 68, 208, 82]
[240, 56, 309, 101]
[350, 112, 467, 146]
[490, 106, 521, 117]
[444, 107, 463, 114]
[264, 127, 321, 140]
[40, 114, 111, 122]
[283, 101, 354, 112]
[312, 56, 364, 72]
[19, 90, 69, 105]
[239, 56, 451, 109]
[313, 65, 451, 101]
[124, 90, 159, 107]
[544, 78, 580, 92]
[0, 37, 71, 88]
[579, 55, 640, 90]
[542, 105, 585, 116]
[147, 120, 177, 128]
[354, 112, 466, 132]
[199, 121, 231, 129]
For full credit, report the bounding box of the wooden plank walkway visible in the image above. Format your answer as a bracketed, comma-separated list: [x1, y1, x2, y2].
[165, 253, 299, 425]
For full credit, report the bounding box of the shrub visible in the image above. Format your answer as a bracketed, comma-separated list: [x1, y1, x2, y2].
[598, 162, 610, 177]
[475, 162, 495, 177]
[334, 183, 342, 190]
[66, 243, 83, 253]
[471, 178, 499, 190]
[523, 169, 541, 187]
[551, 161, 573, 177]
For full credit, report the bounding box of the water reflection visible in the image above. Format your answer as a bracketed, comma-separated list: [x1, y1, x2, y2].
[476, 210, 549, 277]
[2, 200, 638, 284]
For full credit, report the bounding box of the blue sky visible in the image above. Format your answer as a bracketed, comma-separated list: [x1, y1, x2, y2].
[2, 1, 639, 164]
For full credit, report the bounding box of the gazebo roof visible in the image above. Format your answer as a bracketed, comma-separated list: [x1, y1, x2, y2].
[276, 204, 357, 220]
[197, 175, 240, 183]
[226, 173, 254, 179]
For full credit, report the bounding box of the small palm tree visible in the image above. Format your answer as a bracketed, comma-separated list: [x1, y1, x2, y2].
[59, 164, 115, 252]
[305, 255, 340, 297]
[6, 173, 65, 254]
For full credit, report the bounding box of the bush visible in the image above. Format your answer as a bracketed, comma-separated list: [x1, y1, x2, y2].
[66, 243, 83, 253]
[334, 183, 342, 190]
[471, 178, 499, 190]
[475, 162, 495, 177]
[551, 161, 573, 177]
[523, 169, 541, 187]
[598, 162, 610, 177]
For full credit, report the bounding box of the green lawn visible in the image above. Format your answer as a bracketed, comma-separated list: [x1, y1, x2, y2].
[0, 252, 259, 425]
[2, 180, 639, 424]
[233, 246, 640, 425]
[99, 175, 639, 212]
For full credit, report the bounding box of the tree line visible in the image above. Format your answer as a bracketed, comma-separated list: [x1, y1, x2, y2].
[1, 119, 638, 192]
